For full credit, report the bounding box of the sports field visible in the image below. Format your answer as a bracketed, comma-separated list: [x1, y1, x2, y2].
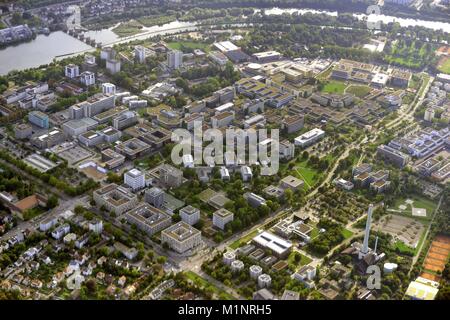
[422, 235, 450, 278]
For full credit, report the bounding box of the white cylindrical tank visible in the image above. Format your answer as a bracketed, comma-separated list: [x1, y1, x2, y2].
[383, 262, 398, 274]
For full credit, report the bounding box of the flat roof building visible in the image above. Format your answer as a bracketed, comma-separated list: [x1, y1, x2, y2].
[161, 222, 202, 253]
[93, 184, 139, 215]
[124, 203, 171, 236]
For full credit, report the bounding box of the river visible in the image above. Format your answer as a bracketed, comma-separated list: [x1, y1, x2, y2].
[0, 8, 450, 75]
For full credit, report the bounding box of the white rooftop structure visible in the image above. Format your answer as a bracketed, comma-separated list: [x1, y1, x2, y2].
[214, 41, 239, 52]
[253, 231, 292, 257]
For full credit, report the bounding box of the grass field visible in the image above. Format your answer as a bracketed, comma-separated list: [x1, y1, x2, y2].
[390, 194, 437, 220]
[346, 85, 371, 98]
[287, 251, 313, 270]
[167, 41, 210, 52]
[394, 240, 415, 255]
[184, 271, 235, 300]
[229, 230, 259, 249]
[112, 20, 144, 37]
[137, 15, 176, 27]
[320, 80, 347, 94]
[293, 161, 320, 190]
[437, 57, 450, 74]
[342, 228, 354, 239]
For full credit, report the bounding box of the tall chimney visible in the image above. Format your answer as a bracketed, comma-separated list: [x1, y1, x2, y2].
[361, 204, 373, 255]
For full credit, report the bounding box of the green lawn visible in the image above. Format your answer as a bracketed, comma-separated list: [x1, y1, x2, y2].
[390, 194, 437, 220]
[438, 57, 450, 74]
[229, 230, 259, 249]
[320, 80, 347, 94]
[184, 271, 235, 300]
[346, 85, 371, 98]
[167, 41, 210, 52]
[394, 241, 415, 255]
[287, 251, 313, 270]
[292, 160, 321, 190]
[112, 21, 144, 37]
[342, 228, 354, 239]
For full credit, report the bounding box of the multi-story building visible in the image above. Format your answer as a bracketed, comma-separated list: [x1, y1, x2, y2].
[294, 128, 325, 147]
[159, 164, 183, 188]
[93, 184, 139, 215]
[65, 64, 79, 78]
[101, 149, 125, 169]
[14, 123, 33, 140]
[240, 166, 253, 182]
[167, 50, 183, 69]
[62, 118, 98, 136]
[179, 205, 200, 225]
[115, 138, 151, 160]
[390, 69, 412, 88]
[88, 219, 103, 234]
[78, 130, 104, 147]
[28, 111, 49, 128]
[106, 59, 121, 74]
[135, 45, 146, 63]
[244, 192, 266, 208]
[211, 111, 235, 128]
[124, 203, 171, 236]
[376, 144, 410, 168]
[100, 47, 116, 60]
[80, 71, 95, 86]
[31, 129, 65, 149]
[113, 111, 138, 130]
[213, 208, 234, 230]
[282, 114, 304, 134]
[124, 169, 146, 191]
[145, 187, 165, 208]
[102, 83, 116, 95]
[161, 222, 202, 253]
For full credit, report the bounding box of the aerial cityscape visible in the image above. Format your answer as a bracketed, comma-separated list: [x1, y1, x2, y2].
[0, 0, 449, 303]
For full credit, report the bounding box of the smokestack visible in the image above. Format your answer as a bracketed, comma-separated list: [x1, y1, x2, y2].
[362, 204, 373, 255]
[374, 236, 378, 255]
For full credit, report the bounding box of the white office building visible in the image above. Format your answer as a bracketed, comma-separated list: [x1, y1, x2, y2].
[124, 168, 145, 191]
[102, 83, 116, 95]
[258, 274, 272, 288]
[240, 166, 253, 182]
[80, 71, 95, 86]
[294, 128, 325, 147]
[65, 64, 79, 78]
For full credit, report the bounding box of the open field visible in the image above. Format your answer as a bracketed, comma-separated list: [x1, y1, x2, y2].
[112, 20, 144, 37]
[291, 159, 321, 190]
[345, 85, 371, 98]
[287, 251, 312, 270]
[167, 41, 210, 52]
[320, 80, 346, 94]
[437, 56, 450, 74]
[387, 194, 437, 220]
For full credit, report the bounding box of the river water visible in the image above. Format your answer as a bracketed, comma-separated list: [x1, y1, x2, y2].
[0, 8, 449, 75]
